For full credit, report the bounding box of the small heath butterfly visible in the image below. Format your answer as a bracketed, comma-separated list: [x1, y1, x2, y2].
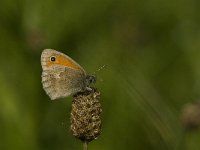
[41, 49, 96, 100]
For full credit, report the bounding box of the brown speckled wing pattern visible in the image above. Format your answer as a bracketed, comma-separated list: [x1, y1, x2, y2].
[41, 49, 87, 100]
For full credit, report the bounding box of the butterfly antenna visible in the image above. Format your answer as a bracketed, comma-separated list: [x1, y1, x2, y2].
[92, 65, 107, 83]
[93, 65, 106, 75]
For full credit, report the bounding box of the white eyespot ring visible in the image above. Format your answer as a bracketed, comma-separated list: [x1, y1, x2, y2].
[50, 56, 56, 62]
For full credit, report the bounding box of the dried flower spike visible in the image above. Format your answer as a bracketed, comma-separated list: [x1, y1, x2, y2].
[180, 101, 200, 130]
[70, 88, 102, 143]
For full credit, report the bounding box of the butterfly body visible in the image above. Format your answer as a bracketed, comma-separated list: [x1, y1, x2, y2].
[41, 49, 95, 100]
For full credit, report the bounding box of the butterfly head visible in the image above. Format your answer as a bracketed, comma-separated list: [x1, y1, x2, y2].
[86, 75, 96, 86]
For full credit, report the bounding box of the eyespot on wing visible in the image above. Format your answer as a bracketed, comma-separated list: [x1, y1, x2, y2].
[47, 54, 82, 70]
[41, 49, 85, 72]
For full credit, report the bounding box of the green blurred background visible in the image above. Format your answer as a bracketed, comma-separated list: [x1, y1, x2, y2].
[1, 0, 200, 150]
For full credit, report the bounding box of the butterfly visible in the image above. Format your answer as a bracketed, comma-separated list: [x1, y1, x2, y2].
[41, 49, 96, 100]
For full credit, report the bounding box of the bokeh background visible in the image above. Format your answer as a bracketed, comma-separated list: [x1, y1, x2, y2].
[1, 0, 200, 150]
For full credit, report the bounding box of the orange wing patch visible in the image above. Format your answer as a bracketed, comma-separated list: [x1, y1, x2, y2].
[47, 55, 81, 70]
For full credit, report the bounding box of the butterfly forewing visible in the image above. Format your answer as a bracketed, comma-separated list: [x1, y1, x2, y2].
[41, 49, 87, 100]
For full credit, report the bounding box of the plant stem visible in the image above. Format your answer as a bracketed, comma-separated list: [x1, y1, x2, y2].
[83, 141, 88, 150]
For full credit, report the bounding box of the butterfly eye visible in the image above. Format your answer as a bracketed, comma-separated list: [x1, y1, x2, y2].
[50, 56, 56, 62]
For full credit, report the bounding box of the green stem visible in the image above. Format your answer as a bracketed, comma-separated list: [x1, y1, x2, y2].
[83, 141, 88, 150]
